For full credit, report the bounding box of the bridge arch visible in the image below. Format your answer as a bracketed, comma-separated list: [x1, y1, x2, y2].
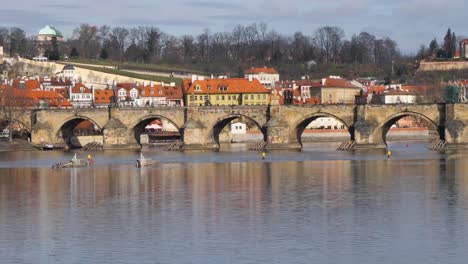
[0, 118, 32, 139]
[212, 114, 266, 145]
[57, 116, 104, 148]
[292, 113, 353, 145]
[378, 111, 442, 144]
[130, 115, 182, 144]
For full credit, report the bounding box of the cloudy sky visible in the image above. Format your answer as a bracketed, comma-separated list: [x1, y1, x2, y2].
[1, 0, 466, 53]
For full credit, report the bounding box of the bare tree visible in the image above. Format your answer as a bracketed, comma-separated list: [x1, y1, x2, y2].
[72, 24, 100, 59]
[314, 26, 344, 64]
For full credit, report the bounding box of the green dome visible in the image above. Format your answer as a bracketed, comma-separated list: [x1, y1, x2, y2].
[38, 25, 63, 37]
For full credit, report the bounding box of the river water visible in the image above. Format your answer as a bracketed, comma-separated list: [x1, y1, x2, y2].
[0, 142, 467, 264]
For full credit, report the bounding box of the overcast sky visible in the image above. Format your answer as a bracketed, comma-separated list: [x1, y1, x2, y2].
[1, 0, 466, 53]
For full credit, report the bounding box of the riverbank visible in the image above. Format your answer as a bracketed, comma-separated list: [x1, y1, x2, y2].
[0, 139, 38, 152]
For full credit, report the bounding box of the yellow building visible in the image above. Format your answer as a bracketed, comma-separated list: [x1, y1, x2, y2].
[185, 78, 270, 106]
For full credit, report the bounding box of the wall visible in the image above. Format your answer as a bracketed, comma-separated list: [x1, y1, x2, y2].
[18, 59, 159, 88]
[321, 87, 360, 104]
[418, 61, 468, 71]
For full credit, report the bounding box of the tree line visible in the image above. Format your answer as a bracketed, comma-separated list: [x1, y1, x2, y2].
[417, 28, 465, 60]
[1, 23, 408, 78]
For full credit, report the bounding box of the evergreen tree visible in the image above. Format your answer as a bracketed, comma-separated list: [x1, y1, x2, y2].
[70, 47, 79, 58]
[48, 36, 60, 60]
[99, 48, 109, 59]
[428, 38, 438, 55]
[443, 28, 454, 58]
[451, 32, 457, 57]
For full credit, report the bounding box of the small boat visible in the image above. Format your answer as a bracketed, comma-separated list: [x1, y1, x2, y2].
[52, 153, 92, 169]
[43, 144, 54, 150]
[136, 152, 159, 168]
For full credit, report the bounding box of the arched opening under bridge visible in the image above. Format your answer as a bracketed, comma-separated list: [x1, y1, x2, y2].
[212, 115, 266, 151]
[381, 112, 441, 151]
[132, 116, 181, 146]
[57, 118, 103, 149]
[0, 119, 31, 141]
[295, 114, 353, 150]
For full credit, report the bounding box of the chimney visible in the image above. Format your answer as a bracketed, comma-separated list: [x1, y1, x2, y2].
[248, 75, 253, 82]
[150, 81, 154, 87]
[191, 75, 197, 83]
[143, 81, 147, 87]
[322, 78, 326, 86]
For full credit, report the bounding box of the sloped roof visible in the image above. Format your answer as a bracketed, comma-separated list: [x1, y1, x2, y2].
[71, 83, 92, 94]
[94, 89, 114, 104]
[245, 67, 279, 74]
[323, 77, 359, 88]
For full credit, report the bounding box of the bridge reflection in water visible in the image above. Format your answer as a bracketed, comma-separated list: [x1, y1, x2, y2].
[0, 148, 467, 263]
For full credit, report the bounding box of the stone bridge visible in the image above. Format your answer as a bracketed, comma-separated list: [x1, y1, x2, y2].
[3, 103, 468, 150]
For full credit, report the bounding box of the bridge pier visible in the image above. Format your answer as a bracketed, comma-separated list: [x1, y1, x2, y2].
[102, 118, 140, 150]
[445, 104, 468, 149]
[264, 117, 302, 151]
[352, 105, 387, 150]
[182, 119, 220, 151]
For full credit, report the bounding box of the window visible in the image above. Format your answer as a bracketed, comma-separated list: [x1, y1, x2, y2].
[195, 85, 201, 91]
[195, 96, 198, 100]
[263, 95, 266, 100]
[250, 95, 254, 100]
[244, 95, 248, 100]
[216, 95, 219, 100]
[222, 95, 225, 100]
[257, 95, 260, 100]
[228, 95, 231, 100]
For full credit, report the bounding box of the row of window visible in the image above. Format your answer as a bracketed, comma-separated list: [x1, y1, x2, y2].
[190, 94, 269, 101]
[71, 94, 92, 100]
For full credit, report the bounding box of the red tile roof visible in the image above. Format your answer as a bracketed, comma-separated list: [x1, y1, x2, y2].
[94, 89, 114, 104]
[322, 77, 358, 88]
[71, 83, 92, 94]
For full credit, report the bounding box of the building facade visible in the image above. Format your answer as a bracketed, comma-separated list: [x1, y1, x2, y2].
[185, 78, 270, 106]
[245, 67, 280, 88]
[309, 76, 361, 104]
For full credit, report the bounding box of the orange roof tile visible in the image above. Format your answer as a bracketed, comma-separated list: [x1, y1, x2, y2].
[322, 78, 358, 88]
[71, 83, 92, 94]
[94, 89, 114, 104]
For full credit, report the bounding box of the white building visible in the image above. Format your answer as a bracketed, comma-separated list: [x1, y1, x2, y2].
[61, 65, 76, 80]
[307, 118, 346, 130]
[136, 84, 167, 107]
[69, 82, 94, 108]
[231, 122, 247, 134]
[245, 67, 279, 88]
[381, 90, 417, 104]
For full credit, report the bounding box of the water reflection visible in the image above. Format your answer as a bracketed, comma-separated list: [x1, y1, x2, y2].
[1, 148, 468, 263]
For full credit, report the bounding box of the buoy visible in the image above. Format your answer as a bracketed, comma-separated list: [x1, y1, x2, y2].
[387, 150, 392, 158]
[262, 151, 266, 160]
